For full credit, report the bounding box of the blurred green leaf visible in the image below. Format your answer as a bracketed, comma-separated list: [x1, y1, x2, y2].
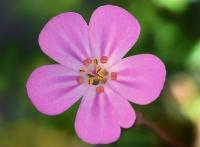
[152, 0, 189, 13]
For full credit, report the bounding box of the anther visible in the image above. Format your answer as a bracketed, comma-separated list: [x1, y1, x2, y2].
[96, 86, 104, 94]
[77, 76, 84, 84]
[96, 66, 102, 73]
[93, 58, 98, 65]
[111, 72, 117, 80]
[100, 56, 108, 64]
[83, 58, 92, 66]
[93, 78, 100, 85]
[79, 68, 86, 73]
[88, 78, 93, 85]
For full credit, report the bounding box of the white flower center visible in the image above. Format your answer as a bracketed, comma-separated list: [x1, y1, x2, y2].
[77, 56, 117, 93]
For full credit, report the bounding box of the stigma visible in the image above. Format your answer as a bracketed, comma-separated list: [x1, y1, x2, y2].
[77, 56, 117, 93]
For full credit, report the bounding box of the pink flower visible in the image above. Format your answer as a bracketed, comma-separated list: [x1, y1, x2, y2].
[26, 5, 166, 144]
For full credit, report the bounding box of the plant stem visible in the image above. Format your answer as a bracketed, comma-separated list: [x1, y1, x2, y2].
[136, 112, 187, 147]
[93, 112, 187, 147]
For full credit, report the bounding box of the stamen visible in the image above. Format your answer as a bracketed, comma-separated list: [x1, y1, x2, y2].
[111, 72, 117, 80]
[100, 56, 108, 64]
[93, 58, 98, 65]
[96, 86, 104, 94]
[88, 78, 93, 85]
[79, 58, 110, 86]
[103, 70, 109, 76]
[97, 67, 104, 80]
[83, 58, 92, 66]
[97, 74, 104, 80]
[88, 73, 95, 78]
[88, 78, 100, 85]
[79, 68, 86, 73]
[77, 76, 84, 84]
[93, 78, 100, 85]
[96, 66, 102, 73]
[101, 78, 107, 84]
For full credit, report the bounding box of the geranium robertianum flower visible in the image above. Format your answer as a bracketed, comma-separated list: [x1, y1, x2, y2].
[26, 5, 166, 144]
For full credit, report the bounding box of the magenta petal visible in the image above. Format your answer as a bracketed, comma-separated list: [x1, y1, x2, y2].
[105, 87, 136, 128]
[89, 5, 140, 66]
[26, 64, 88, 115]
[39, 12, 91, 70]
[109, 54, 166, 105]
[75, 87, 120, 144]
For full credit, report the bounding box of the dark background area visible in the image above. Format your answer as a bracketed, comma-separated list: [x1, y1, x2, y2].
[0, 0, 200, 146]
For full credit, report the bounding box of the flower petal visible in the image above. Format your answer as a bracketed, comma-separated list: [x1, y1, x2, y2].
[26, 64, 88, 115]
[105, 86, 136, 128]
[89, 5, 140, 66]
[75, 86, 121, 144]
[39, 12, 91, 70]
[108, 54, 166, 105]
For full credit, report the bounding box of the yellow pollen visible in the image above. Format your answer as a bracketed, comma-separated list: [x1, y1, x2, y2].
[93, 58, 98, 65]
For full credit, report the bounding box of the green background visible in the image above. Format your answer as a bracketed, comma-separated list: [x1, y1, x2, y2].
[0, 0, 200, 147]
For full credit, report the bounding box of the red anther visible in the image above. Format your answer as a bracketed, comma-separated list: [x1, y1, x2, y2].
[96, 86, 104, 94]
[83, 58, 92, 66]
[77, 76, 84, 84]
[99, 86, 104, 92]
[100, 56, 108, 64]
[111, 72, 117, 80]
[87, 58, 92, 64]
[96, 87, 101, 94]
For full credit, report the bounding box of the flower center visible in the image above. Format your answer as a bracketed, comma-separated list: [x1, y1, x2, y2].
[77, 56, 117, 93]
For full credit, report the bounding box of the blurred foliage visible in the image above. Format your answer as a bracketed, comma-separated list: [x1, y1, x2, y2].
[152, 0, 189, 13]
[0, 0, 200, 147]
[0, 121, 89, 147]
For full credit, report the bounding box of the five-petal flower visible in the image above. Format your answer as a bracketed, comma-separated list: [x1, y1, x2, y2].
[26, 5, 166, 144]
